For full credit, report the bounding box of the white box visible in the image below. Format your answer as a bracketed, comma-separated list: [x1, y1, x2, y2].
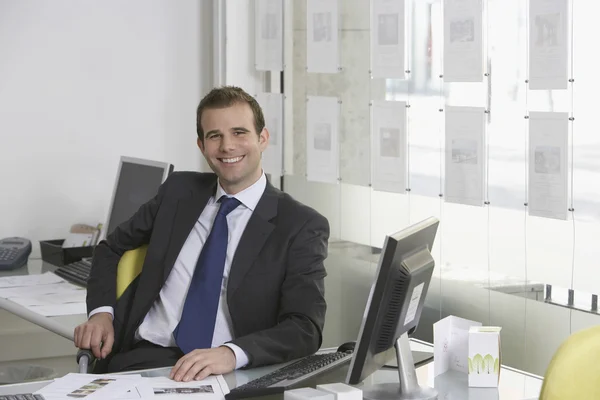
[316, 383, 362, 400]
[468, 326, 502, 388]
[284, 388, 335, 400]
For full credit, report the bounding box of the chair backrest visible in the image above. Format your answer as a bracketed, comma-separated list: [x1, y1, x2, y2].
[116, 245, 148, 300]
[539, 325, 600, 399]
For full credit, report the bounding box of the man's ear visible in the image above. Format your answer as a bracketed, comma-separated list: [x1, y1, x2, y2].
[197, 137, 205, 154]
[259, 128, 270, 151]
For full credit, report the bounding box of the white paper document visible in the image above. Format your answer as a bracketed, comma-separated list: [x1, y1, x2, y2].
[24, 302, 87, 317]
[443, 0, 483, 82]
[433, 316, 481, 377]
[444, 106, 486, 206]
[0, 280, 87, 316]
[529, 0, 568, 90]
[256, 92, 284, 178]
[0, 271, 65, 288]
[255, 0, 283, 71]
[307, 0, 339, 73]
[0, 282, 82, 298]
[307, 96, 340, 184]
[144, 376, 229, 400]
[371, 100, 407, 193]
[7, 289, 85, 306]
[528, 111, 568, 220]
[36, 373, 144, 400]
[371, 0, 405, 78]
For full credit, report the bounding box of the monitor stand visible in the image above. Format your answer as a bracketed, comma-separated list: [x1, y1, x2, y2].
[362, 333, 438, 400]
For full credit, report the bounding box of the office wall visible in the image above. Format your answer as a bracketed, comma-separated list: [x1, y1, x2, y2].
[0, 0, 212, 254]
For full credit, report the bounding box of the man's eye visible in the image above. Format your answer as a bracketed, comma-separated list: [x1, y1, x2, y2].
[234, 131, 246, 135]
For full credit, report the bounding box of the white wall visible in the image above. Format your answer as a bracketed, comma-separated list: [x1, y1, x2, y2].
[0, 0, 213, 253]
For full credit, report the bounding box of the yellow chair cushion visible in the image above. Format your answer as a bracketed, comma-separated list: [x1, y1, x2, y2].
[540, 325, 600, 399]
[116, 245, 147, 300]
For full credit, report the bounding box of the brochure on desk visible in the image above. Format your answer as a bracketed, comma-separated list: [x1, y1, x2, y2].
[35, 373, 230, 399]
[433, 315, 481, 377]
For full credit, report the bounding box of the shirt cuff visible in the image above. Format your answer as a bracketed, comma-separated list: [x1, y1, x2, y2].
[223, 343, 250, 369]
[89, 306, 114, 320]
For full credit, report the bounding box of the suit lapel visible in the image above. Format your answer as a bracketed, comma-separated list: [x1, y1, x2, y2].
[125, 176, 217, 348]
[227, 182, 279, 299]
[161, 181, 216, 282]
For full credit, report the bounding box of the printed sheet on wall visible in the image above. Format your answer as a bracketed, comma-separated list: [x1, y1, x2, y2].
[371, 0, 405, 79]
[306, 96, 339, 184]
[528, 0, 568, 90]
[371, 100, 407, 193]
[306, 0, 339, 73]
[443, 0, 483, 82]
[255, 0, 284, 71]
[528, 111, 568, 220]
[444, 106, 486, 206]
[256, 92, 283, 178]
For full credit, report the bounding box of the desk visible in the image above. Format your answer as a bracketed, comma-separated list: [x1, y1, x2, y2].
[0, 259, 87, 341]
[0, 340, 542, 399]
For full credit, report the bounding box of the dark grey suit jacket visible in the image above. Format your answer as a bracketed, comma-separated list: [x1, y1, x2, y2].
[86, 172, 329, 372]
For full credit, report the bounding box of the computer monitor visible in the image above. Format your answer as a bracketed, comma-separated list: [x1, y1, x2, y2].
[102, 156, 173, 239]
[346, 217, 439, 400]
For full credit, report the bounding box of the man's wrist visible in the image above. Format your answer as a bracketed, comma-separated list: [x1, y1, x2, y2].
[89, 306, 114, 320]
[222, 344, 249, 369]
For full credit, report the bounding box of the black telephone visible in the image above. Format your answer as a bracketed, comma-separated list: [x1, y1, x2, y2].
[0, 237, 32, 270]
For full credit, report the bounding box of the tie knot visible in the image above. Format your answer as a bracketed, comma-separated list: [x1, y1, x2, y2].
[218, 196, 241, 216]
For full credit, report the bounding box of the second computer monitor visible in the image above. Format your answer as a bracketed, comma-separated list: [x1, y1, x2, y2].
[346, 217, 439, 397]
[103, 156, 173, 239]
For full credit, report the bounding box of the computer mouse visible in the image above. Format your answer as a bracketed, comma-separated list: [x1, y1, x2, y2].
[337, 341, 356, 353]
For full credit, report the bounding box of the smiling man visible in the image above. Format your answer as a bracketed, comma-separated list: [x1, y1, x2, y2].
[74, 86, 330, 381]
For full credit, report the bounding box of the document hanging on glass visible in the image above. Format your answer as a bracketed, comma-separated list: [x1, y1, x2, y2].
[307, 96, 339, 184]
[443, 0, 483, 82]
[371, 100, 407, 193]
[255, 0, 283, 71]
[444, 106, 486, 206]
[371, 0, 406, 79]
[528, 0, 568, 90]
[306, 0, 340, 73]
[528, 111, 569, 220]
[256, 92, 284, 178]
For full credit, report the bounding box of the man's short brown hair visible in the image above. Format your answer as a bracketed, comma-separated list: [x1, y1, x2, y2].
[196, 86, 265, 143]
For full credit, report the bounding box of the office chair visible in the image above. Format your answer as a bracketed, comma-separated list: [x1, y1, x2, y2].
[77, 245, 148, 373]
[539, 325, 600, 399]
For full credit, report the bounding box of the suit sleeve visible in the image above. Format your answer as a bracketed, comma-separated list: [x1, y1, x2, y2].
[231, 213, 329, 367]
[86, 174, 172, 314]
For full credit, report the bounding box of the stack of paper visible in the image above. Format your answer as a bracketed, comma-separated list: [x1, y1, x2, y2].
[0, 272, 86, 316]
[34, 373, 230, 400]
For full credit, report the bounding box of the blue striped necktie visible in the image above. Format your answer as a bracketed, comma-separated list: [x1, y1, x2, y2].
[174, 196, 241, 354]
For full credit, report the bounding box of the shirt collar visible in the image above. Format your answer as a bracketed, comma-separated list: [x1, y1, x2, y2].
[214, 172, 267, 211]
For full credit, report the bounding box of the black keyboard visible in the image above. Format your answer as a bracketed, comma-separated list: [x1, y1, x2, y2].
[0, 394, 45, 400]
[53, 259, 92, 287]
[225, 351, 353, 400]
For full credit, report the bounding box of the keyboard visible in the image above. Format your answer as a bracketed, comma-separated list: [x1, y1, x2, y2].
[53, 259, 92, 287]
[0, 394, 45, 400]
[225, 351, 353, 400]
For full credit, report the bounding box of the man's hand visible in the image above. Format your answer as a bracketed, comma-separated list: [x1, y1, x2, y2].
[170, 346, 236, 382]
[73, 312, 114, 359]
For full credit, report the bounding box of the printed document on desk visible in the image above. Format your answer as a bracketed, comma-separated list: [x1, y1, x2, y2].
[35, 373, 146, 400]
[0, 280, 86, 316]
[0, 271, 65, 288]
[144, 376, 230, 400]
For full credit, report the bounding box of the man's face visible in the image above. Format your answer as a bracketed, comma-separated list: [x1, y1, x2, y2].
[198, 103, 269, 194]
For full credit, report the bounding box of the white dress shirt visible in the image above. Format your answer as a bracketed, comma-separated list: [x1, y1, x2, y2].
[90, 173, 267, 369]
